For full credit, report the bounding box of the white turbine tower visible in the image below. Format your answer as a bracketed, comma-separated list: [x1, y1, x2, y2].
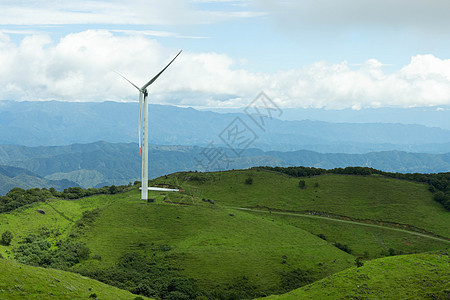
[117, 50, 182, 200]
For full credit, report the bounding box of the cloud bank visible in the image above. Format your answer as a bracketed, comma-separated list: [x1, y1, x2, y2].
[0, 30, 450, 109]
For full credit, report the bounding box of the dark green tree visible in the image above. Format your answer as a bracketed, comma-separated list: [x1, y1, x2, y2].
[355, 257, 364, 267]
[1, 230, 13, 246]
[298, 180, 306, 189]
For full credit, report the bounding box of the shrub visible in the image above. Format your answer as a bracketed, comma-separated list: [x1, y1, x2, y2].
[317, 233, 327, 240]
[280, 268, 316, 292]
[334, 242, 352, 254]
[208, 276, 258, 299]
[189, 175, 207, 183]
[13, 235, 90, 269]
[355, 257, 364, 267]
[92, 254, 102, 261]
[1, 230, 13, 246]
[434, 191, 445, 204]
[80, 252, 200, 299]
[108, 185, 119, 194]
[298, 180, 306, 189]
[245, 177, 253, 185]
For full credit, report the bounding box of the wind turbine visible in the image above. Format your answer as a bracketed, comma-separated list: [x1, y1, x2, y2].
[117, 50, 182, 200]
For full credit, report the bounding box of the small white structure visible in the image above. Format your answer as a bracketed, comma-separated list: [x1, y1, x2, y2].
[140, 187, 181, 192]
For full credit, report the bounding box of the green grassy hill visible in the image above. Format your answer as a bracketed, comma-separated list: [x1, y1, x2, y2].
[161, 170, 450, 260]
[0, 259, 150, 299]
[76, 195, 354, 293]
[157, 170, 449, 237]
[0, 169, 449, 298]
[260, 251, 450, 299]
[0, 190, 354, 297]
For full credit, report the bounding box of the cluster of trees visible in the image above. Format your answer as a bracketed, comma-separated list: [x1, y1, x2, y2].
[334, 242, 352, 254]
[79, 252, 199, 299]
[13, 232, 90, 269]
[0, 183, 135, 214]
[255, 166, 450, 211]
[11, 209, 99, 269]
[0, 188, 52, 213]
[56, 185, 131, 199]
[280, 268, 317, 293]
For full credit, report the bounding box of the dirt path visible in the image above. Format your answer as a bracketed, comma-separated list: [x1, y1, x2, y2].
[233, 207, 450, 244]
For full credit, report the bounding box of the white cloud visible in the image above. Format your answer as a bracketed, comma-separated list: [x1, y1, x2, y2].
[110, 29, 208, 39]
[0, 30, 450, 109]
[0, 0, 263, 25]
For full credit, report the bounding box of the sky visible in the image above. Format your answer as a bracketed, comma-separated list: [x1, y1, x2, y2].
[1, 0, 450, 109]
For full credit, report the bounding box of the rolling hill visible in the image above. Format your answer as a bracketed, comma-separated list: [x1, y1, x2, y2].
[0, 169, 448, 298]
[154, 170, 450, 239]
[0, 189, 354, 297]
[260, 251, 450, 299]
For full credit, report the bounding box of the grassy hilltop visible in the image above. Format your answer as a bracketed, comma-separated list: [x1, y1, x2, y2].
[261, 252, 450, 299]
[0, 168, 449, 298]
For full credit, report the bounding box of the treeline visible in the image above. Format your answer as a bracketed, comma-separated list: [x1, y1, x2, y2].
[254, 166, 450, 211]
[0, 183, 136, 214]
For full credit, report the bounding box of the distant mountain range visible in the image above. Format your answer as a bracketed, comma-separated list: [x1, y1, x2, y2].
[0, 165, 76, 195]
[209, 106, 450, 130]
[0, 141, 449, 195]
[0, 101, 449, 153]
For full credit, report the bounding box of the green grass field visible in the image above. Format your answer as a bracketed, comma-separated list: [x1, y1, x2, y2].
[0, 169, 449, 298]
[0, 194, 118, 257]
[257, 212, 449, 258]
[156, 170, 449, 238]
[0, 258, 150, 299]
[0, 189, 354, 295]
[260, 251, 450, 299]
[73, 192, 355, 293]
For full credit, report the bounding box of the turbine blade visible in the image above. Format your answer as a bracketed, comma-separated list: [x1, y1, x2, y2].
[139, 92, 143, 155]
[141, 50, 182, 90]
[114, 70, 142, 91]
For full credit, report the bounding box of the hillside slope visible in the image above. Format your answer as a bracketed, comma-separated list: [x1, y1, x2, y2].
[0, 259, 150, 299]
[154, 170, 450, 260]
[157, 170, 450, 238]
[0, 190, 354, 296]
[261, 252, 450, 299]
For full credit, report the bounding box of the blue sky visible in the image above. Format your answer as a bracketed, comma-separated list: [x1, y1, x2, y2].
[1, 0, 450, 109]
